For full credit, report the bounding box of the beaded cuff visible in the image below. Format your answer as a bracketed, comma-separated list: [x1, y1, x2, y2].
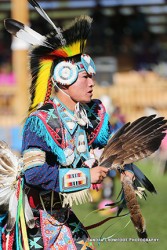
[59, 168, 90, 193]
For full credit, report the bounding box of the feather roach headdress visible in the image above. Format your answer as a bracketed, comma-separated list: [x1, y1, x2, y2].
[4, 0, 96, 115]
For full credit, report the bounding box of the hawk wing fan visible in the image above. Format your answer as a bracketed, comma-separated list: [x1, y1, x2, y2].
[99, 115, 167, 169]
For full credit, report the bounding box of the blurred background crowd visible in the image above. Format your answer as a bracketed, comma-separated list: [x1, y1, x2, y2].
[2, 1, 167, 72]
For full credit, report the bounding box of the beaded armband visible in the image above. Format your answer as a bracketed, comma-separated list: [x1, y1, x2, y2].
[22, 148, 46, 170]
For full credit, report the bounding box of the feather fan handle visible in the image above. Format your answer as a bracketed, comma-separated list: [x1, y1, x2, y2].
[28, 0, 66, 45]
[122, 175, 147, 238]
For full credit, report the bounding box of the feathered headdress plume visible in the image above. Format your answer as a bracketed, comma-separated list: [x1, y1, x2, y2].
[4, 0, 92, 115]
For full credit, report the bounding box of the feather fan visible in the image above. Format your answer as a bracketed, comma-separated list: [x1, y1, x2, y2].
[99, 115, 167, 169]
[122, 175, 147, 238]
[100, 115, 167, 238]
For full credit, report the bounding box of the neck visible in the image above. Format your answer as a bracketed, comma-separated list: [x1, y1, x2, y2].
[56, 90, 77, 111]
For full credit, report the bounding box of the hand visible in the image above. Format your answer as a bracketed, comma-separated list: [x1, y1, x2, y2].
[90, 166, 108, 184]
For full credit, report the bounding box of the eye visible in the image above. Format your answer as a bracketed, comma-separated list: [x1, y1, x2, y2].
[82, 74, 93, 79]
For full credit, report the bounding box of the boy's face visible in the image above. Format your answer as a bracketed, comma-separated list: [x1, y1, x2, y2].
[67, 71, 95, 103]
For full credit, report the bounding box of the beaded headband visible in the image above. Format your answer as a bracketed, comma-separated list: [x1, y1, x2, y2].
[53, 54, 96, 86]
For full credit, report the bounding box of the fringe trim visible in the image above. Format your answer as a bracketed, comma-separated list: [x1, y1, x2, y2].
[60, 189, 92, 207]
[23, 116, 66, 164]
[94, 113, 110, 146]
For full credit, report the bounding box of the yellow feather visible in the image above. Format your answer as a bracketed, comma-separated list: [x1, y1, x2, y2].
[30, 59, 53, 112]
[64, 41, 81, 57]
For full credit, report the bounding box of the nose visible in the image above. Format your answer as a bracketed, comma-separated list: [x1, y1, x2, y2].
[89, 77, 95, 87]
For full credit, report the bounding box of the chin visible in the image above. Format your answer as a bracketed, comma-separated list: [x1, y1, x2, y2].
[81, 98, 92, 104]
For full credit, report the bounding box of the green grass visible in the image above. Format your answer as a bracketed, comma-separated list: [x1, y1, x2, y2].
[73, 159, 167, 250]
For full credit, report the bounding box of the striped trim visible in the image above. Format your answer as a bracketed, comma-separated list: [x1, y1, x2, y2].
[22, 148, 46, 171]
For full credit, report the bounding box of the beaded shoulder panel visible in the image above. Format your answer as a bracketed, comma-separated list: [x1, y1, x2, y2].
[29, 99, 106, 149]
[84, 99, 106, 145]
[30, 100, 66, 148]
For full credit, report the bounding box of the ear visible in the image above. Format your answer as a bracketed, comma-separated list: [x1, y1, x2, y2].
[55, 82, 68, 89]
[55, 82, 69, 91]
[61, 85, 69, 90]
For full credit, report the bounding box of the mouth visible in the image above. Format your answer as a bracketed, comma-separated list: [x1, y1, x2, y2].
[88, 90, 93, 95]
